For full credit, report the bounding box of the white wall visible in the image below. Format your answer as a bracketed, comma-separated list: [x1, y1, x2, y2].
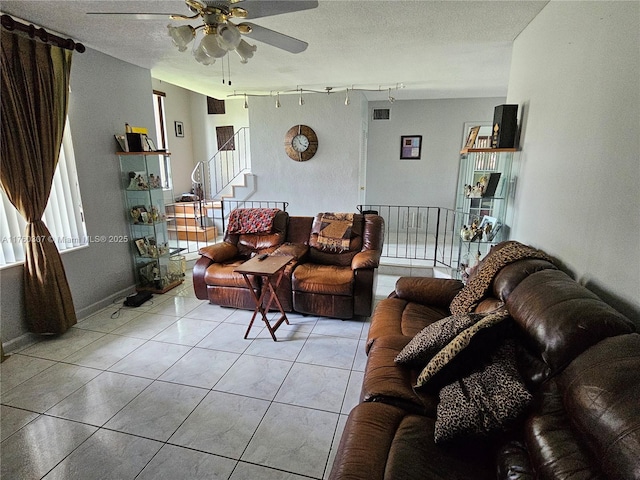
[506, 1, 640, 318]
[366, 98, 505, 208]
[151, 79, 197, 196]
[150, 80, 250, 197]
[247, 91, 367, 216]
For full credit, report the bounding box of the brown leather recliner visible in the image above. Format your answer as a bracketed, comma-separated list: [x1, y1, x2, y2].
[290, 213, 385, 319]
[193, 209, 289, 310]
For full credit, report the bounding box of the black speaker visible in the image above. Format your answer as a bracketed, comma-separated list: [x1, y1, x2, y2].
[492, 104, 518, 148]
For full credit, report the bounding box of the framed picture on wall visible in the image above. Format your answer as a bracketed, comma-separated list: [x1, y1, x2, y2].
[174, 121, 184, 137]
[400, 135, 422, 159]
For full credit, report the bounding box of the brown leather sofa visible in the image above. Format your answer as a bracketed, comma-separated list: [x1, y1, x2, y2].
[329, 241, 639, 479]
[193, 211, 385, 319]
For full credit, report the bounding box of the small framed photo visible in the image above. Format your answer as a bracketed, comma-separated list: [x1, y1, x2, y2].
[400, 135, 422, 160]
[114, 134, 128, 152]
[465, 126, 481, 149]
[145, 136, 158, 151]
[175, 121, 184, 137]
[479, 216, 501, 241]
[134, 238, 147, 256]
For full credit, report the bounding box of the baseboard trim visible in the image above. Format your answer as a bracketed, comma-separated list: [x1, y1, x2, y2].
[75, 284, 137, 321]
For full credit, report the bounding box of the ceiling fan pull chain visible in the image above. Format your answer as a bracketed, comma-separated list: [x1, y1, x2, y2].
[228, 57, 232, 86]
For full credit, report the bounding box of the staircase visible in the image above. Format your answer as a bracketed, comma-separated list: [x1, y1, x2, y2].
[166, 201, 219, 243]
[168, 127, 253, 253]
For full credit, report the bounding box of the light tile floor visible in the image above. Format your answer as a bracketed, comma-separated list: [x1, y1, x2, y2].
[1, 272, 400, 480]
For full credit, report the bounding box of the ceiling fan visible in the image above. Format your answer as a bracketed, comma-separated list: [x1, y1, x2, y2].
[87, 0, 318, 65]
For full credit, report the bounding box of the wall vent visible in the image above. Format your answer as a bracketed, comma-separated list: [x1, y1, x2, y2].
[372, 108, 390, 120]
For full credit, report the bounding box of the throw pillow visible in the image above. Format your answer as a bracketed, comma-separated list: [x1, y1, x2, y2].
[434, 341, 532, 444]
[414, 310, 511, 390]
[394, 313, 483, 368]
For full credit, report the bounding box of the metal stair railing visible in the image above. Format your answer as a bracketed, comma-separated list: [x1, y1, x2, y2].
[191, 127, 250, 203]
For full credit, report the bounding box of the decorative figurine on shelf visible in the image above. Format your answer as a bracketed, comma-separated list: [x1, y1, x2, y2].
[128, 172, 138, 190]
[149, 174, 162, 189]
[136, 174, 149, 190]
[130, 207, 141, 224]
[483, 222, 493, 241]
[460, 225, 473, 241]
[150, 206, 159, 223]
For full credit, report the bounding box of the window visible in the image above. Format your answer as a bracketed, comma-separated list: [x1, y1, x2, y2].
[152, 90, 172, 189]
[0, 118, 87, 268]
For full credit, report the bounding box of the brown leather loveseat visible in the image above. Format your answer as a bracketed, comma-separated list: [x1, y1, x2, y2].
[193, 210, 385, 319]
[329, 241, 639, 479]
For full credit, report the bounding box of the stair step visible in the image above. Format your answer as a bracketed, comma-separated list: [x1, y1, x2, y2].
[169, 225, 218, 242]
[167, 216, 201, 227]
[167, 201, 221, 216]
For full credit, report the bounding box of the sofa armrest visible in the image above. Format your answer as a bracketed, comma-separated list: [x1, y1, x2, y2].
[193, 256, 212, 300]
[198, 241, 238, 263]
[394, 277, 464, 309]
[351, 249, 381, 270]
[272, 242, 309, 260]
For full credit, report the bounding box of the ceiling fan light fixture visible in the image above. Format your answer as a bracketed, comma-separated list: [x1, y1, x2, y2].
[199, 31, 228, 58]
[236, 39, 256, 63]
[217, 23, 241, 50]
[167, 24, 196, 52]
[193, 42, 215, 65]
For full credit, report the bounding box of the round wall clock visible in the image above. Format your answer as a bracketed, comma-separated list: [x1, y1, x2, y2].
[284, 124, 318, 162]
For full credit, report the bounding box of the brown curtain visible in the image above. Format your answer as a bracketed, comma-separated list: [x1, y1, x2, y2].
[1, 30, 77, 334]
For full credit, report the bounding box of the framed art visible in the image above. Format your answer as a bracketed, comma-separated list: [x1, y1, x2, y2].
[134, 238, 147, 256]
[174, 121, 184, 137]
[400, 135, 422, 160]
[465, 126, 481, 149]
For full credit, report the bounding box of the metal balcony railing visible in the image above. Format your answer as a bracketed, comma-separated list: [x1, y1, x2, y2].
[357, 204, 460, 269]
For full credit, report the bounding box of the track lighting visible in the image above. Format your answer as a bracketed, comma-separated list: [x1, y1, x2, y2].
[228, 83, 405, 109]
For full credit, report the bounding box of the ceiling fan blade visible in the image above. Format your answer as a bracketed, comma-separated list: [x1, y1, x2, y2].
[237, 0, 318, 19]
[240, 22, 308, 53]
[86, 12, 180, 20]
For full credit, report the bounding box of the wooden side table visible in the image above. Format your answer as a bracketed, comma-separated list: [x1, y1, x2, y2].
[234, 254, 294, 341]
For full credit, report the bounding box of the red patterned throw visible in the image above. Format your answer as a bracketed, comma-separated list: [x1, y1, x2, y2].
[227, 208, 281, 234]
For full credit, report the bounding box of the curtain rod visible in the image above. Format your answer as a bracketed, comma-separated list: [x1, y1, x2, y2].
[1, 14, 85, 53]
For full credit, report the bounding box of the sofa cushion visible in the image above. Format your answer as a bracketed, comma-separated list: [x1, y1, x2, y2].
[362, 335, 438, 416]
[434, 341, 532, 444]
[415, 310, 511, 389]
[366, 298, 450, 353]
[328, 402, 495, 480]
[291, 264, 354, 295]
[506, 269, 635, 374]
[557, 334, 640, 479]
[524, 379, 601, 479]
[394, 277, 464, 309]
[394, 313, 483, 368]
[204, 261, 259, 288]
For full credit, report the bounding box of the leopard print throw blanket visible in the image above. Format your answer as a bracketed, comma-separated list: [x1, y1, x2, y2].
[450, 241, 554, 314]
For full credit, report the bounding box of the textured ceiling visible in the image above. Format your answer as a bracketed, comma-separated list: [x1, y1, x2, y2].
[0, 1, 549, 100]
